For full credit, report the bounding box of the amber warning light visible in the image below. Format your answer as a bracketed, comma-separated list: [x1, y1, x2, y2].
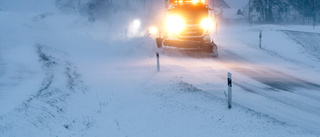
[170, 0, 206, 4]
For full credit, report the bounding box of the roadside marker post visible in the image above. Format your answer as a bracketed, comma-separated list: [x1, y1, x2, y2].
[259, 31, 262, 48]
[156, 52, 160, 72]
[228, 72, 232, 109]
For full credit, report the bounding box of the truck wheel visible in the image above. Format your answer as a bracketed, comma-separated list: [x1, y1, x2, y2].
[203, 42, 218, 57]
[212, 43, 218, 57]
[156, 38, 163, 49]
[202, 42, 213, 53]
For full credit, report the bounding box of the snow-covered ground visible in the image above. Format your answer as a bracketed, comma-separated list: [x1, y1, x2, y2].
[1, 1, 320, 136]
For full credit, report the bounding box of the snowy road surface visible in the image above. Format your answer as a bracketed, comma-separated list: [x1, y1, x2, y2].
[1, 6, 320, 137]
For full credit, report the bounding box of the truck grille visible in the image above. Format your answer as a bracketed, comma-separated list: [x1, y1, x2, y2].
[179, 24, 204, 36]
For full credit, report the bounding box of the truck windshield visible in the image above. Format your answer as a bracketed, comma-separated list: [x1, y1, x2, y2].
[172, 4, 208, 24]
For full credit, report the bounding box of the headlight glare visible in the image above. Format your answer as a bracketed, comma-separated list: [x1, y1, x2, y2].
[166, 15, 185, 34]
[149, 26, 158, 35]
[200, 18, 213, 30]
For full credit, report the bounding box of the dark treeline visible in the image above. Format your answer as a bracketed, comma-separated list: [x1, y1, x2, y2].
[54, 0, 319, 25]
[250, 0, 319, 24]
[55, 0, 160, 20]
[55, 0, 112, 15]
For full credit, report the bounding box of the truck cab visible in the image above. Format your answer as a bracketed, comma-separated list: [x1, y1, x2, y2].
[156, 0, 218, 56]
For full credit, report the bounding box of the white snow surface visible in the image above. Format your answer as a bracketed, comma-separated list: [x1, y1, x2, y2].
[1, 1, 320, 137]
[224, 0, 249, 9]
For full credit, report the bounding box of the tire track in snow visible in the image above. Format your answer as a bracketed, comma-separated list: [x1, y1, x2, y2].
[0, 44, 92, 136]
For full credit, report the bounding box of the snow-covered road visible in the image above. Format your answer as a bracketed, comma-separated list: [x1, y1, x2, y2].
[153, 24, 320, 133]
[1, 6, 320, 136]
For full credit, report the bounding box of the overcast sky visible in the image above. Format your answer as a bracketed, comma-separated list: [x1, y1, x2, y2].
[224, 0, 249, 9]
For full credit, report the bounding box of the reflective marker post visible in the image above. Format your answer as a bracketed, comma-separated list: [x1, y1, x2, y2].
[156, 52, 160, 72]
[259, 31, 262, 49]
[228, 72, 232, 109]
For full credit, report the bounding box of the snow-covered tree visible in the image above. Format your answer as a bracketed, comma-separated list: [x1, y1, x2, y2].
[55, 0, 89, 13]
[288, 0, 319, 16]
[286, 0, 319, 24]
[251, 0, 289, 23]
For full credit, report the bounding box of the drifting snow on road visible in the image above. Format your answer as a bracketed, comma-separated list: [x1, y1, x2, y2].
[1, 1, 320, 136]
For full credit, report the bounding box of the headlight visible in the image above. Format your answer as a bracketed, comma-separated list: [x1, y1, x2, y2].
[166, 15, 185, 34]
[149, 26, 158, 35]
[133, 19, 141, 29]
[200, 18, 213, 30]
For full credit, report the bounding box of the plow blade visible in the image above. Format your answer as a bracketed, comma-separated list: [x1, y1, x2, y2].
[164, 39, 202, 48]
[156, 38, 164, 48]
[155, 38, 218, 56]
[164, 39, 215, 53]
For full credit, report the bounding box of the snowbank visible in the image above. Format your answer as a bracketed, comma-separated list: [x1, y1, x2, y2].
[0, 1, 320, 136]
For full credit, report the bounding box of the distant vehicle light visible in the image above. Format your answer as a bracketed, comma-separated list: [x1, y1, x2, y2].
[133, 19, 141, 29]
[149, 26, 158, 35]
[166, 15, 185, 34]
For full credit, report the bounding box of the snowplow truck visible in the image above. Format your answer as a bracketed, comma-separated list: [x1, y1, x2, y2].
[156, 0, 218, 56]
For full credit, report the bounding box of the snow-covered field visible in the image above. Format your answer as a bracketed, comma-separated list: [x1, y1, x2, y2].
[1, 1, 320, 136]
